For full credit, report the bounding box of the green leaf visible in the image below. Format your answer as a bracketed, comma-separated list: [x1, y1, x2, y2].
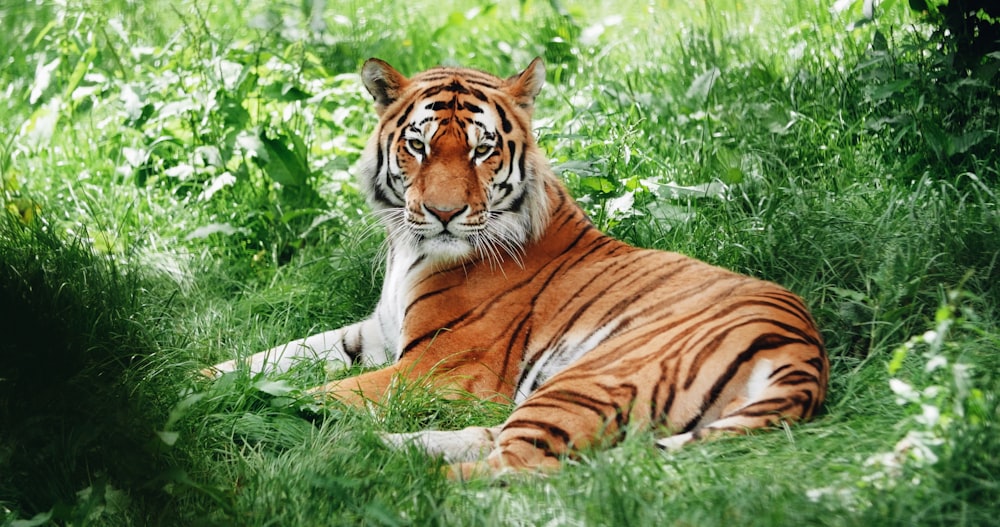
[887, 344, 908, 375]
[156, 430, 180, 446]
[722, 167, 744, 184]
[185, 222, 238, 241]
[262, 82, 312, 102]
[287, 127, 310, 163]
[62, 38, 98, 101]
[433, 11, 468, 39]
[219, 95, 250, 129]
[11, 511, 53, 527]
[948, 130, 990, 155]
[254, 379, 297, 397]
[923, 125, 948, 159]
[934, 304, 954, 324]
[685, 67, 720, 102]
[163, 392, 206, 431]
[259, 130, 310, 186]
[581, 176, 616, 193]
[830, 287, 870, 303]
[552, 159, 602, 176]
[868, 79, 912, 101]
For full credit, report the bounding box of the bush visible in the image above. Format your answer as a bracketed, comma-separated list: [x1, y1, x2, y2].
[909, 0, 1000, 70]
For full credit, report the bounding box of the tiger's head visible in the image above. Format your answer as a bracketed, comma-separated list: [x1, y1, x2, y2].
[358, 58, 550, 265]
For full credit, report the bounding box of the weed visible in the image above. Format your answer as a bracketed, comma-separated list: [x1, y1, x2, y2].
[1, 0, 998, 525]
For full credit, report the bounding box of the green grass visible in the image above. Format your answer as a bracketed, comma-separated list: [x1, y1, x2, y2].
[2, 0, 999, 525]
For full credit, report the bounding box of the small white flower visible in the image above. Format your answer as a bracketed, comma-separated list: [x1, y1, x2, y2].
[917, 404, 940, 427]
[889, 378, 919, 404]
[925, 355, 948, 372]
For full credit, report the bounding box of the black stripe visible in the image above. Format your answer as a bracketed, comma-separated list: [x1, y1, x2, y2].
[513, 209, 636, 388]
[503, 419, 571, 447]
[501, 435, 561, 460]
[465, 79, 499, 91]
[370, 137, 394, 206]
[468, 86, 489, 101]
[515, 141, 526, 181]
[652, 377, 678, 427]
[425, 100, 455, 111]
[505, 186, 527, 213]
[340, 331, 361, 362]
[680, 297, 824, 363]
[492, 171, 513, 202]
[400, 289, 521, 357]
[370, 184, 394, 207]
[374, 128, 385, 174]
[385, 130, 395, 155]
[496, 103, 512, 133]
[774, 373, 822, 386]
[405, 286, 461, 315]
[513, 234, 617, 388]
[461, 101, 484, 113]
[758, 290, 815, 326]
[421, 80, 471, 97]
[500, 314, 533, 392]
[682, 332, 808, 432]
[502, 142, 529, 212]
[731, 394, 811, 418]
[528, 257, 691, 380]
[768, 363, 793, 379]
[394, 103, 414, 128]
[806, 357, 826, 374]
[408, 254, 426, 273]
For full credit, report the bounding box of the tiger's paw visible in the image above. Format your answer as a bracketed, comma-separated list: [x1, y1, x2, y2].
[655, 432, 695, 451]
[445, 460, 500, 481]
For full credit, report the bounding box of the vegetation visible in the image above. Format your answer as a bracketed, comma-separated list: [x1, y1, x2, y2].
[1, 0, 997, 525]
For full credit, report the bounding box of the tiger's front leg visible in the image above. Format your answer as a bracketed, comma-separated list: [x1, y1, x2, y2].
[203, 318, 388, 378]
[308, 355, 517, 407]
[381, 426, 502, 464]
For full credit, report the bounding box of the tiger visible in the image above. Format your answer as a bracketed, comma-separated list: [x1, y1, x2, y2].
[207, 57, 829, 479]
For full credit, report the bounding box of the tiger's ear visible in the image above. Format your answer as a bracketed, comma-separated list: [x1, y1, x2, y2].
[503, 57, 546, 113]
[361, 58, 410, 116]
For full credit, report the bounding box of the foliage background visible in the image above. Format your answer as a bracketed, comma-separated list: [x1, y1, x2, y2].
[1, 0, 998, 525]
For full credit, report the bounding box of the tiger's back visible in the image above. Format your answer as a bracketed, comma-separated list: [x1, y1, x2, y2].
[209, 57, 828, 478]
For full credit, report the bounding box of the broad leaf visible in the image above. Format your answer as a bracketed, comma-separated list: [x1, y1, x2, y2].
[259, 130, 310, 186]
[685, 67, 720, 102]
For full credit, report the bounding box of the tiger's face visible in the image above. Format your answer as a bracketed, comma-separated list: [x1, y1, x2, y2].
[359, 59, 549, 265]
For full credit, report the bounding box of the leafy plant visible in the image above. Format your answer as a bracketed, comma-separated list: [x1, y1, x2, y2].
[909, 0, 1000, 69]
[807, 289, 999, 524]
[833, 0, 1000, 179]
[1, 0, 999, 525]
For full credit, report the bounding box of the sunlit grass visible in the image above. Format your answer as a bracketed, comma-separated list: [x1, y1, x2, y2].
[1, 0, 998, 525]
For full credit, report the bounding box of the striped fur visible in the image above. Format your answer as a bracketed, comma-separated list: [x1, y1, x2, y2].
[209, 58, 828, 478]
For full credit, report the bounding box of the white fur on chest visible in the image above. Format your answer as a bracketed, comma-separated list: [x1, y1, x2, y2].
[374, 242, 424, 362]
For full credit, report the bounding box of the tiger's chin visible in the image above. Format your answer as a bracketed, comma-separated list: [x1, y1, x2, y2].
[419, 234, 476, 264]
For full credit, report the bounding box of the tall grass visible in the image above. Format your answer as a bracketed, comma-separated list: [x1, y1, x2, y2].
[1, 0, 998, 525]
[0, 214, 183, 524]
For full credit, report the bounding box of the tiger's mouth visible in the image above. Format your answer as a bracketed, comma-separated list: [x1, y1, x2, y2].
[401, 205, 518, 265]
[418, 231, 476, 262]
[420, 230, 462, 242]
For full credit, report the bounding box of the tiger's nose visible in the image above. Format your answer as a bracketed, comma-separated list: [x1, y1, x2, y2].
[423, 204, 467, 224]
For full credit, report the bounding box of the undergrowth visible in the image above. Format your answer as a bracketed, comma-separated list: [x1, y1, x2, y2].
[1, 0, 998, 525]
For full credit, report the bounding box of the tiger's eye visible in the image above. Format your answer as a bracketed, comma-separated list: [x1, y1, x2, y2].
[408, 138, 425, 152]
[474, 144, 492, 156]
